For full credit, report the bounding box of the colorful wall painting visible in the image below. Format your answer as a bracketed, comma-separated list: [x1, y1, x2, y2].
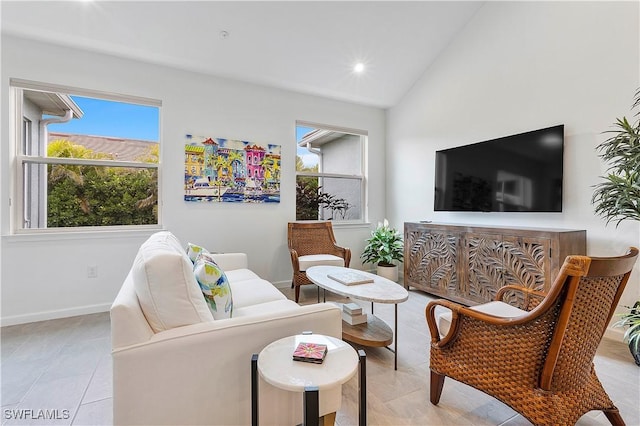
[184, 135, 281, 203]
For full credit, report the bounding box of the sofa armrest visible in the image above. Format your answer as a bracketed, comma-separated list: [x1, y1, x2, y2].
[210, 252, 248, 271]
[112, 302, 342, 426]
[110, 271, 155, 349]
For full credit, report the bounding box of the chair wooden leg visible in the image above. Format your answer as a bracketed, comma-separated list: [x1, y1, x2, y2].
[321, 412, 336, 426]
[294, 284, 301, 303]
[603, 409, 625, 426]
[430, 371, 445, 405]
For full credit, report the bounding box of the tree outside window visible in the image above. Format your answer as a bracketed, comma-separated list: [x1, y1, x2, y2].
[295, 124, 365, 222]
[12, 80, 160, 232]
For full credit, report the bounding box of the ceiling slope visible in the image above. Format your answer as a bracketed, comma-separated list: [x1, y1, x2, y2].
[1, 1, 483, 108]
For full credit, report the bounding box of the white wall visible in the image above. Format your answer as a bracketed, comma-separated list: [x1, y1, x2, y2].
[0, 35, 386, 325]
[387, 1, 640, 338]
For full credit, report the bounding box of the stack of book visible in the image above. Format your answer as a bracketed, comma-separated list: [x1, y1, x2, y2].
[342, 302, 367, 325]
[292, 342, 328, 364]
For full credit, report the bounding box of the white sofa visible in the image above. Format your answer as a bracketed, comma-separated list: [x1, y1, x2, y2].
[111, 231, 343, 425]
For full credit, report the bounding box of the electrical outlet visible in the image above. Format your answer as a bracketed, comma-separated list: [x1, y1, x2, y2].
[88, 265, 98, 278]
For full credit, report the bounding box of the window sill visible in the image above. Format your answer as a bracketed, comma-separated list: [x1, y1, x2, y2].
[3, 226, 164, 244]
[323, 221, 371, 230]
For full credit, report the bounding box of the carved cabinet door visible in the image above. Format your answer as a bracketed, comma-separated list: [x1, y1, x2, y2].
[404, 228, 459, 299]
[500, 235, 550, 305]
[462, 233, 551, 305]
[462, 232, 504, 304]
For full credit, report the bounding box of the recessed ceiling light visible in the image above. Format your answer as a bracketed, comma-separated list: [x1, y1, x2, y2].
[353, 63, 365, 74]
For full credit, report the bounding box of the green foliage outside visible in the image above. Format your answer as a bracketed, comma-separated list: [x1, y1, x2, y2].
[295, 156, 351, 220]
[296, 176, 321, 220]
[47, 140, 158, 227]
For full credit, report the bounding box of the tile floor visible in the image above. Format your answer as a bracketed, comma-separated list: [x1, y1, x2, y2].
[1, 286, 638, 425]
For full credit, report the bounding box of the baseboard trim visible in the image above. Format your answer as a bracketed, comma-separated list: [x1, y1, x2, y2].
[0, 303, 111, 327]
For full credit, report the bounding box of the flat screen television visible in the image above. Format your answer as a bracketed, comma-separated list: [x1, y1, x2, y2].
[434, 125, 564, 212]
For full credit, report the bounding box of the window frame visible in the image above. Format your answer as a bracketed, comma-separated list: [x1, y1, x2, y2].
[10, 79, 163, 234]
[295, 120, 368, 224]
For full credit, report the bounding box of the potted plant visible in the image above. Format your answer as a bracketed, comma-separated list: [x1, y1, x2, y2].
[613, 301, 640, 366]
[591, 88, 640, 364]
[361, 219, 404, 281]
[591, 88, 640, 225]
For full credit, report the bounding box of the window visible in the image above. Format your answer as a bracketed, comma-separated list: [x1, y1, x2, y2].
[11, 79, 161, 232]
[295, 122, 366, 222]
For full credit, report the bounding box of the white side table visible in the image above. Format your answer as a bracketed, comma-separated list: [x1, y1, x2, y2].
[251, 333, 366, 426]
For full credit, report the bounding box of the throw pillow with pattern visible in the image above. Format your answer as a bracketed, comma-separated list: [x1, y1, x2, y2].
[187, 242, 209, 263]
[193, 253, 233, 319]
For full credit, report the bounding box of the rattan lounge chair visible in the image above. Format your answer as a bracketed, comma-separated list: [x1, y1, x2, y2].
[426, 247, 639, 426]
[288, 221, 351, 302]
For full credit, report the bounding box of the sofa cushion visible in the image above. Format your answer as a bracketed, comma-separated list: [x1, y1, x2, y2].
[298, 254, 345, 271]
[132, 232, 213, 333]
[225, 268, 261, 283]
[435, 301, 526, 337]
[230, 278, 287, 308]
[193, 253, 234, 319]
[232, 299, 301, 318]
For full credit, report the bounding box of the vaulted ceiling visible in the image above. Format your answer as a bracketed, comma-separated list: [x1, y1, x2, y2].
[1, 1, 484, 108]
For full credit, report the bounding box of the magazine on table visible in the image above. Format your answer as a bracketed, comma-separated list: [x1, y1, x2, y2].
[328, 271, 374, 286]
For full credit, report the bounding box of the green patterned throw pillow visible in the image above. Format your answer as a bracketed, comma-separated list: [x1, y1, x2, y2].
[187, 242, 209, 263]
[193, 253, 233, 319]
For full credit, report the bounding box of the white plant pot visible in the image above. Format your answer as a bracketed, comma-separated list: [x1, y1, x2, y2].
[376, 264, 398, 282]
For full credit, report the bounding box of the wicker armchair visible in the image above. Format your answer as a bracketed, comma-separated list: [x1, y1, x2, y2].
[288, 221, 351, 302]
[426, 247, 639, 426]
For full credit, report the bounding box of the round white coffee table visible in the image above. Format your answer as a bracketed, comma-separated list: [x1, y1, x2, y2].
[306, 266, 409, 370]
[251, 333, 366, 426]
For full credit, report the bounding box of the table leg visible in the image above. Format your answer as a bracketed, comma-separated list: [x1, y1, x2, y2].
[251, 353, 259, 426]
[394, 304, 398, 371]
[358, 349, 366, 426]
[303, 386, 319, 426]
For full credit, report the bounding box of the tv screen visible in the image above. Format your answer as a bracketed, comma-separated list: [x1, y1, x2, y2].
[434, 125, 564, 212]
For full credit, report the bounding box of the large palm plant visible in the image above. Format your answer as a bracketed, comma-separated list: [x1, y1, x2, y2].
[592, 88, 640, 365]
[591, 88, 640, 225]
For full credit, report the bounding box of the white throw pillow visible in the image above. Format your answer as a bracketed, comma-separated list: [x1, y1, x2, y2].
[133, 232, 213, 333]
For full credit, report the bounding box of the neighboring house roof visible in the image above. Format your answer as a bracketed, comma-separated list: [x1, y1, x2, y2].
[49, 132, 157, 162]
[298, 129, 343, 148]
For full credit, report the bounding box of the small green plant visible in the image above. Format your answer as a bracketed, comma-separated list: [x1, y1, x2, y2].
[613, 301, 640, 366]
[591, 88, 640, 226]
[361, 219, 404, 267]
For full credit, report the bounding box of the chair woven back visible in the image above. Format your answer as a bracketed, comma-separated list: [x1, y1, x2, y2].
[540, 250, 638, 391]
[287, 221, 342, 257]
[427, 247, 638, 426]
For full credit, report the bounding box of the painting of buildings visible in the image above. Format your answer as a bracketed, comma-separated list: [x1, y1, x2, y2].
[184, 135, 281, 203]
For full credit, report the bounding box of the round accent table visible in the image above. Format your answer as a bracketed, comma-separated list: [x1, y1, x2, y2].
[251, 333, 366, 426]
